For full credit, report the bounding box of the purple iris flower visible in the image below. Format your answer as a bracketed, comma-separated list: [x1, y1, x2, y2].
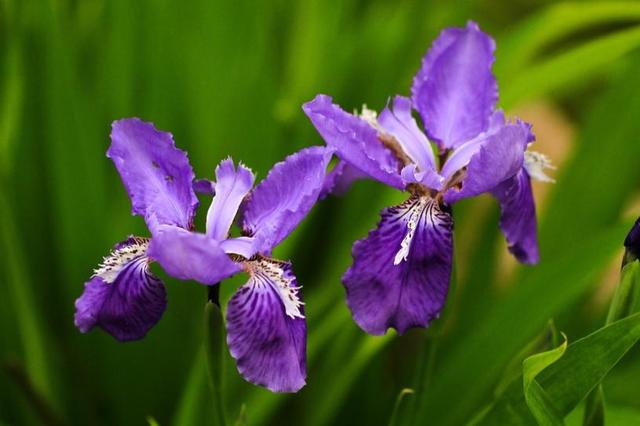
[74, 118, 332, 392]
[303, 21, 554, 335]
[624, 218, 640, 261]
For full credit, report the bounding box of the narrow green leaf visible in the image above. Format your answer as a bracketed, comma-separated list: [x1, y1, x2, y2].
[502, 25, 640, 108]
[497, 1, 640, 80]
[146, 416, 160, 426]
[204, 301, 226, 426]
[388, 388, 414, 426]
[522, 335, 568, 426]
[606, 261, 640, 324]
[477, 312, 640, 425]
[234, 404, 247, 426]
[582, 386, 604, 426]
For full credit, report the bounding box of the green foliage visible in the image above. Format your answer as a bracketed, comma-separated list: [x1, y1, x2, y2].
[2, 0, 640, 425]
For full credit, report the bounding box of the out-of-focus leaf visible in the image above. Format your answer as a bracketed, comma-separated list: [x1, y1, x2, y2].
[172, 350, 210, 426]
[502, 25, 640, 107]
[522, 335, 567, 426]
[146, 416, 160, 426]
[497, 1, 640, 80]
[388, 388, 414, 426]
[476, 312, 640, 425]
[234, 404, 246, 426]
[582, 386, 604, 426]
[607, 261, 640, 323]
[204, 300, 226, 426]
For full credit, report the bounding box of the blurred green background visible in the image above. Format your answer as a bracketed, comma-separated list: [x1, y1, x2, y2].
[3, 0, 640, 424]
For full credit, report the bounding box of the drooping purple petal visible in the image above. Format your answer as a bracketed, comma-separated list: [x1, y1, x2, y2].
[226, 258, 306, 392]
[206, 159, 254, 241]
[411, 21, 498, 150]
[378, 96, 437, 173]
[74, 237, 166, 342]
[343, 196, 453, 335]
[303, 95, 404, 189]
[147, 227, 241, 285]
[443, 122, 529, 204]
[108, 118, 199, 233]
[242, 146, 333, 253]
[491, 169, 539, 264]
[320, 160, 368, 198]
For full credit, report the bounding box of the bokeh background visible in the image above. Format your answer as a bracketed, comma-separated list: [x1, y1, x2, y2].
[2, 0, 640, 425]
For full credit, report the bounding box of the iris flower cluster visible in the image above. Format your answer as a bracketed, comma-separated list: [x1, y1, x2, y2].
[75, 21, 553, 392]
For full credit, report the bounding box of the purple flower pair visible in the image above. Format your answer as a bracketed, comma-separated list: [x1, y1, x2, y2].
[75, 118, 332, 392]
[75, 21, 552, 393]
[303, 21, 553, 335]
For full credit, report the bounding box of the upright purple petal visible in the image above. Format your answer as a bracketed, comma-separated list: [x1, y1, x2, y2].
[443, 122, 529, 204]
[242, 146, 333, 253]
[108, 118, 199, 233]
[321, 160, 368, 198]
[411, 21, 498, 150]
[226, 258, 306, 392]
[343, 196, 453, 335]
[491, 169, 539, 264]
[74, 237, 166, 342]
[147, 227, 241, 285]
[378, 96, 437, 173]
[303, 95, 404, 189]
[206, 159, 254, 241]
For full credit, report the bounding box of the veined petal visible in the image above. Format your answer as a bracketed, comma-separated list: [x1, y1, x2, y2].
[147, 227, 241, 285]
[206, 159, 254, 241]
[378, 96, 437, 173]
[320, 160, 368, 198]
[492, 169, 539, 264]
[411, 21, 498, 150]
[74, 237, 166, 342]
[226, 258, 306, 392]
[343, 196, 453, 335]
[443, 121, 530, 204]
[440, 110, 505, 180]
[108, 118, 199, 233]
[303, 95, 404, 189]
[242, 146, 333, 253]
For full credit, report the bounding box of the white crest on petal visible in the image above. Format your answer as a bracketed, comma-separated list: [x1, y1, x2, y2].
[357, 104, 383, 131]
[393, 196, 446, 265]
[394, 197, 428, 265]
[524, 151, 556, 183]
[246, 258, 304, 319]
[93, 237, 149, 284]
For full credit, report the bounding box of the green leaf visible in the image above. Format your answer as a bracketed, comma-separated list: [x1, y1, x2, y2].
[204, 301, 227, 426]
[497, 1, 640, 80]
[582, 386, 605, 426]
[388, 388, 415, 426]
[477, 312, 640, 425]
[502, 25, 640, 108]
[606, 261, 640, 324]
[233, 404, 247, 426]
[522, 335, 568, 426]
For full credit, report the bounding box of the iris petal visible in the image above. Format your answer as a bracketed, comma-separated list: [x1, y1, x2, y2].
[74, 237, 166, 342]
[343, 196, 453, 335]
[241, 146, 333, 253]
[226, 258, 306, 392]
[492, 169, 539, 264]
[411, 21, 498, 150]
[303, 95, 404, 189]
[108, 118, 199, 233]
[206, 159, 254, 241]
[147, 227, 241, 285]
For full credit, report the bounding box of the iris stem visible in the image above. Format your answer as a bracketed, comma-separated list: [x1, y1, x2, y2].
[204, 285, 226, 426]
